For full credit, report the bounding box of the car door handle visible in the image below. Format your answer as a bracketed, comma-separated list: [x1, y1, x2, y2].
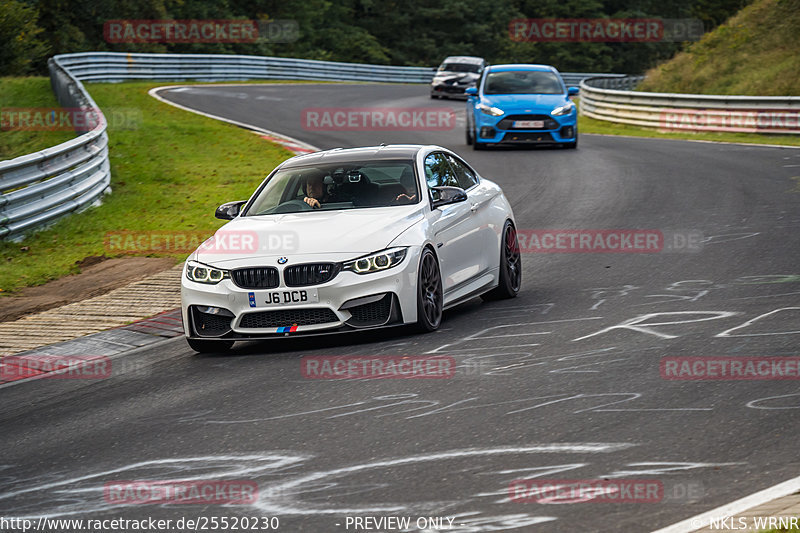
[470, 203, 479, 212]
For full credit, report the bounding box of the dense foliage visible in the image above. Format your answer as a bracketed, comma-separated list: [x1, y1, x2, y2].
[639, 0, 800, 95]
[2, 0, 750, 75]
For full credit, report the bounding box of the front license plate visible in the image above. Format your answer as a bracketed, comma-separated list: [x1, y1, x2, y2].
[513, 120, 544, 129]
[261, 289, 319, 306]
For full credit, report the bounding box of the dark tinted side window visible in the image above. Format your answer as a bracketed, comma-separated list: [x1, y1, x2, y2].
[445, 154, 478, 190]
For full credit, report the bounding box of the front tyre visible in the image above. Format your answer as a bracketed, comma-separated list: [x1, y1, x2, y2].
[481, 221, 522, 301]
[416, 248, 443, 332]
[186, 337, 235, 353]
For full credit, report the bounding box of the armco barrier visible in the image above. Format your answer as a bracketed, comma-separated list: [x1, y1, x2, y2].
[56, 52, 437, 83]
[0, 57, 111, 241]
[1, 51, 625, 240]
[561, 72, 626, 87]
[54, 52, 625, 85]
[580, 76, 800, 134]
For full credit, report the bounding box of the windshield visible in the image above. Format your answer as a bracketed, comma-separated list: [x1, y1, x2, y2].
[484, 70, 564, 94]
[438, 62, 481, 73]
[243, 160, 420, 215]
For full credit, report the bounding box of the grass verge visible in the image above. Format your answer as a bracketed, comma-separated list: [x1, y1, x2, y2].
[0, 80, 293, 295]
[0, 77, 76, 159]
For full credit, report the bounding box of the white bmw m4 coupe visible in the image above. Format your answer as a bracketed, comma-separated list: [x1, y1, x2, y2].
[181, 144, 521, 353]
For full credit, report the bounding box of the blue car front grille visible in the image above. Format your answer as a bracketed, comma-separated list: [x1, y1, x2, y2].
[497, 114, 559, 131]
[501, 132, 555, 143]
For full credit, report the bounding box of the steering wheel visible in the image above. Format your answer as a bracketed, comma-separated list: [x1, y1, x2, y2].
[271, 199, 314, 213]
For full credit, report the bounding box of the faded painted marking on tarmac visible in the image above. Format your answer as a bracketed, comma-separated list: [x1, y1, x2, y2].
[0, 446, 745, 532]
[716, 307, 800, 337]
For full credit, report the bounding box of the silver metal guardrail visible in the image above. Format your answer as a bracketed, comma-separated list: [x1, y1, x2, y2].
[55, 52, 625, 85]
[0, 51, 627, 241]
[561, 73, 626, 87]
[580, 76, 800, 134]
[0, 57, 111, 241]
[56, 52, 438, 83]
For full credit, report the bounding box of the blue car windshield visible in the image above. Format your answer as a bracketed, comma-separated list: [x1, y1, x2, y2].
[484, 71, 563, 95]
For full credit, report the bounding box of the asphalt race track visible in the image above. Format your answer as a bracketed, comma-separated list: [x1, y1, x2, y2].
[1, 83, 800, 532]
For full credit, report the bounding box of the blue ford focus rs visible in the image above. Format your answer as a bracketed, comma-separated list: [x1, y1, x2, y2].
[465, 64, 579, 149]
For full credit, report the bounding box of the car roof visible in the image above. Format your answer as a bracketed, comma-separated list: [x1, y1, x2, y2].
[280, 145, 438, 168]
[440, 56, 485, 64]
[487, 63, 559, 73]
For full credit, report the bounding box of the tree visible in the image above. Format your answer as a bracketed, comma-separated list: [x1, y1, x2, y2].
[0, 0, 49, 75]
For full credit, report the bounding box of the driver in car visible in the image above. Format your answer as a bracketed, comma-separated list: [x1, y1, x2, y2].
[302, 172, 332, 209]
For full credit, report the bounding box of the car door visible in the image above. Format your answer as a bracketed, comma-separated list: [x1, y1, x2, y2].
[424, 151, 483, 295]
[444, 153, 498, 275]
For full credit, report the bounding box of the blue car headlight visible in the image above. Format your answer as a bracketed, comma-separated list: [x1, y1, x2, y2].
[551, 102, 576, 116]
[186, 260, 229, 284]
[343, 247, 408, 274]
[478, 104, 504, 117]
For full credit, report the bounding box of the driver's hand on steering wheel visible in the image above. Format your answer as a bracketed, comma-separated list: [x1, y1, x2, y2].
[395, 193, 417, 203]
[303, 197, 321, 209]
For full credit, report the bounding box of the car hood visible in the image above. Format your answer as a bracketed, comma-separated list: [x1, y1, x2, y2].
[194, 205, 424, 265]
[481, 93, 568, 113]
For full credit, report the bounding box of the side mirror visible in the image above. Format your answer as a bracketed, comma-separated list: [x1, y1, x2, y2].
[568, 86, 580, 96]
[215, 200, 247, 220]
[430, 186, 468, 209]
[465, 87, 478, 96]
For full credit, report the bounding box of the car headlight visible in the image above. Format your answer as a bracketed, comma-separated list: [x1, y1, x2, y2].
[551, 102, 576, 116]
[343, 247, 408, 274]
[186, 260, 229, 284]
[478, 104, 504, 117]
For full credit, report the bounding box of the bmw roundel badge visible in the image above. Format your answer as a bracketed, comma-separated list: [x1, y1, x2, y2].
[277, 257, 288, 264]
